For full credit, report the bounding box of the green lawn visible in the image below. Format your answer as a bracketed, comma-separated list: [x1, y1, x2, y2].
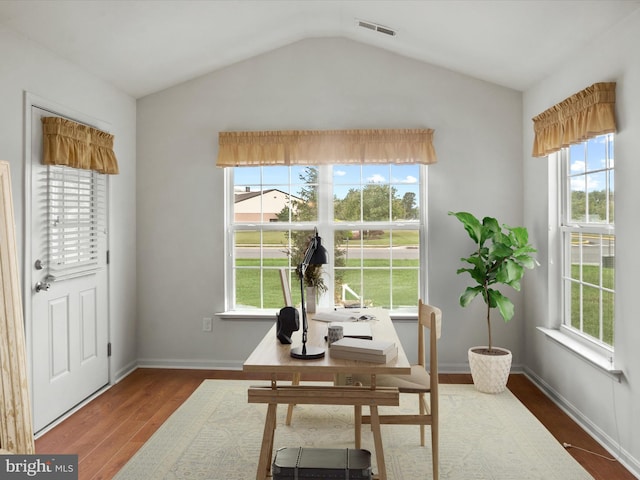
[236, 257, 614, 345]
[235, 230, 420, 308]
[570, 264, 614, 345]
[236, 258, 419, 309]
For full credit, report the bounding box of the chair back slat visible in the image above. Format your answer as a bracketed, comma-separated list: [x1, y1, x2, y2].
[418, 300, 442, 369]
[279, 268, 293, 306]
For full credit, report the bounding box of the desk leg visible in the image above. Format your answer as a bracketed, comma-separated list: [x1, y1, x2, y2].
[256, 403, 277, 480]
[369, 405, 386, 480]
[285, 372, 300, 426]
[354, 405, 362, 449]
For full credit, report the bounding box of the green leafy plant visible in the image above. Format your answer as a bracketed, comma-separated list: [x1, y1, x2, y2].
[303, 263, 327, 294]
[449, 211, 538, 353]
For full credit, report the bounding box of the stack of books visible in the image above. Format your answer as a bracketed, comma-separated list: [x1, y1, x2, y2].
[329, 337, 397, 363]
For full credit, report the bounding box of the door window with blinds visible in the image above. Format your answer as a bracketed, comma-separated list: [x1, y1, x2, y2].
[44, 165, 107, 280]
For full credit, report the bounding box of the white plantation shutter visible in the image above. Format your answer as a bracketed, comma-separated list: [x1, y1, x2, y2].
[46, 165, 106, 280]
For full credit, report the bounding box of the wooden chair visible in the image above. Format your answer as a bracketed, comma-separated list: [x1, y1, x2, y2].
[279, 268, 300, 426]
[279, 268, 293, 308]
[353, 300, 441, 479]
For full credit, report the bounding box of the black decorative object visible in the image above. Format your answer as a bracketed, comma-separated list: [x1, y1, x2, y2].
[276, 306, 299, 344]
[290, 228, 328, 360]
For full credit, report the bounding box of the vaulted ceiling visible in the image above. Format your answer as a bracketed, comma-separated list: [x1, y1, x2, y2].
[1, 0, 638, 98]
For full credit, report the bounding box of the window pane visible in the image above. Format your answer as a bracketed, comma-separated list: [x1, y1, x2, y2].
[569, 233, 581, 280]
[235, 166, 261, 185]
[337, 229, 362, 267]
[602, 235, 615, 289]
[231, 163, 423, 311]
[569, 182, 586, 222]
[292, 183, 318, 222]
[262, 184, 291, 222]
[264, 268, 288, 308]
[561, 134, 615, 348]
[362, 164, 390, 184]
[337, 268, 362, 307]
[391, 229, 419, 267]
[586, 136, 607, 172]
[392, 268, 419, 309]
[363, 269, 390, 308]
[569, 143, 585, 173]
[362, 184, 390, 221]
[235, 267, 261, 309]
[568, 282, 582, 330]
[334, 186, 362, 222]
[334, 165, 361, 184]
[391, 165, 420, 221]
[586, 172, 606, 222]
[602, 290, 614, 346]
[582, 285, 601, 340]
[608, 170, 615, 223]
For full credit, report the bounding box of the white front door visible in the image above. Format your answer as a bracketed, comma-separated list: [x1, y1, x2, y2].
[29, 106, 110, 433]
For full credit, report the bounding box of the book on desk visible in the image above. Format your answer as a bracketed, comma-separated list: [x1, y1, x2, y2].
[329, 337, 398, 363]
[312, 310, 376, 323]
[329, 322, 373, 340]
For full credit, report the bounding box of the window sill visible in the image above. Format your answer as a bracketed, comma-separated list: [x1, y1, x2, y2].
[537, 327, 623, 381]
[218, 308, 418, 321]
[217, 309, 279, 321]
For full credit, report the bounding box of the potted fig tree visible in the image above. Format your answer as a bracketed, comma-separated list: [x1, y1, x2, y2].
[449, 211, 537, 393]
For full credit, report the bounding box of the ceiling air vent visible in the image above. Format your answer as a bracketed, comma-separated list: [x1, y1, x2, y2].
[357, 19, 397, 37]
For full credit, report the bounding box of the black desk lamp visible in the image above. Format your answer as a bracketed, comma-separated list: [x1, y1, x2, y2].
[290, 227, 328, 360]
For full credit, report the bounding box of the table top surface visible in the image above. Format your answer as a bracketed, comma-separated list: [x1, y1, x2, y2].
[243, 308, 411, 375]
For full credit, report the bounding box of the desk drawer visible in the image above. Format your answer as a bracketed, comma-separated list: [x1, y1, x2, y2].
[273, 447, 372, 479]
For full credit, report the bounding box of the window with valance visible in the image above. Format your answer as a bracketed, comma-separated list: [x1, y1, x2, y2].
[532, 82, 617, 352]
[218, 128, 436, 313]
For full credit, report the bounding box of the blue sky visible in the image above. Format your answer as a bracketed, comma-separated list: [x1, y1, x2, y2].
[234, 164, 420, 199]
[568, 134, 614, 193]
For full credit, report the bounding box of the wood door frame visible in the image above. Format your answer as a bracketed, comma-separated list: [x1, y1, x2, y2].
[23, 92, 113, 431]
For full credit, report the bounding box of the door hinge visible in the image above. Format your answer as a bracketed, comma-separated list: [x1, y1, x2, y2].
[106, 250, 110, 265]
[107, 342, 112, 357]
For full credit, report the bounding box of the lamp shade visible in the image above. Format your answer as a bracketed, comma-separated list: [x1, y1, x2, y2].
[309, 239, 328, 265]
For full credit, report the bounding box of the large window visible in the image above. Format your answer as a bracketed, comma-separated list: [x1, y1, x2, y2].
[560, 133, 615, 348]
[228, 164, 424, 311]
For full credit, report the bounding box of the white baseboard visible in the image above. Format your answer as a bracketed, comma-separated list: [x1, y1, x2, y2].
[523, 366, 640, 479]
[136, 358, 244, 370]
[113, 360, 138, 384]
[437, 361, 524, 374]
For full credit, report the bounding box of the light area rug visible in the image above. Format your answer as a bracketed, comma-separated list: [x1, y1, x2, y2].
[114, 380, 593, 480]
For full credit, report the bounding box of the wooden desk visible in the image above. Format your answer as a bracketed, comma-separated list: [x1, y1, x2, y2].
[243, 308, 411, 480]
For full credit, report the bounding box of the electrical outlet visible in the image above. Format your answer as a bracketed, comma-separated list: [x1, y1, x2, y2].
[202, 317, 212, 332]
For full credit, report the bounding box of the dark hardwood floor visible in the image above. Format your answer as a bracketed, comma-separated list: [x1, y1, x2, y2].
[34, 369, 636, 480]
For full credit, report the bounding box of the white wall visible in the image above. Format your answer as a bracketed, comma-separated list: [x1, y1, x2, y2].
[523, 10, 640, 474]
[0, 27, 138, 381]
[136, 37, 523, 371]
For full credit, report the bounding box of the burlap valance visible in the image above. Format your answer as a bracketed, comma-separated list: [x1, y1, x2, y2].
[216, 128, 437, 167]
[532, 82, 616, 157]
[42, 117, 119, 174]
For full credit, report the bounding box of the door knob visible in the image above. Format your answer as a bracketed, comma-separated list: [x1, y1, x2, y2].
[35, 281, 51, 293]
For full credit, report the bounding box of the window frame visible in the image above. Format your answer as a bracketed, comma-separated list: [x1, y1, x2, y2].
[223, 164, 428, 316]
[557, 134, 615, 358]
